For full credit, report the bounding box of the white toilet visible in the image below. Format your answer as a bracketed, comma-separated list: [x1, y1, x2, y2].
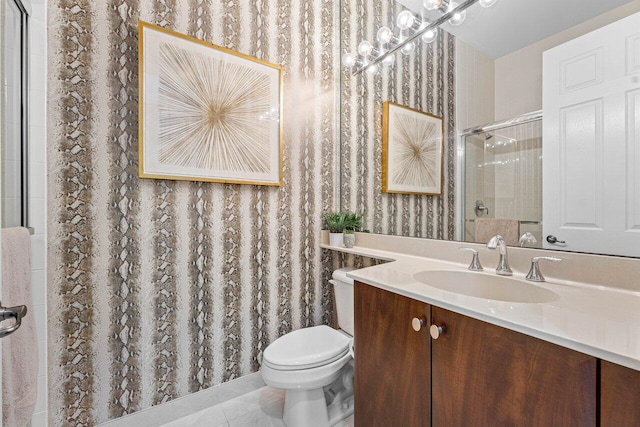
[261, 267, 356, 427]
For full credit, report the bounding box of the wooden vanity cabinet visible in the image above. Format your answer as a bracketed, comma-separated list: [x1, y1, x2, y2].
[431, 307, 597, 426]
[354, 282, 599, 426]
[354, 282, 431, 427]
[600, 360, 640, 426]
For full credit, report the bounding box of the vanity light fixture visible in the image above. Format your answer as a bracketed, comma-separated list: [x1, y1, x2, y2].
[447, 2, 467, 26]
[346, 0, 496, 75]
[401, 41, 416, 55]
[479, 0, 498, 7]
[421, 29, 438, 43]
[377, 26, 394, 44]
[397, 10, 421, 31]
[424, 0, 450, 13]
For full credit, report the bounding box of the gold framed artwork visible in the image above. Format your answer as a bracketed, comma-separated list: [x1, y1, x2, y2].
[138, 21, 283, 186]
[381, 101, 443, 195]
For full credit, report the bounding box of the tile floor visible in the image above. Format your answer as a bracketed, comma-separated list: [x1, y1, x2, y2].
[160, 386, 355, 427]
[100, 373, 354, 427]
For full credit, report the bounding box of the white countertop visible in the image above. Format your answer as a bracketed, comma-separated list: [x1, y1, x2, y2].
[322, 241, 640, 371]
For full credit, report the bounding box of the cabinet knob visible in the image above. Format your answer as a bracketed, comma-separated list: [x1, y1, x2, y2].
[430, 324, 445, 340]
[411, 317, 425, 332]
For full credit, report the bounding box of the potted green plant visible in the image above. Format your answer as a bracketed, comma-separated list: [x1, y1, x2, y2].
[323, 212, 348, 247]
[343, 212, 363, 248]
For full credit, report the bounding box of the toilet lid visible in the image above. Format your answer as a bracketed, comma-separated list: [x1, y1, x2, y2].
[263, 325, 350, 371]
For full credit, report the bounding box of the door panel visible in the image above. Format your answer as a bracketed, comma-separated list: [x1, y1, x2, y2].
[543, 12, 640, 256]
[431, 307, 597, 427]
[354, 282, 430, 427]
[601, 361, 640, 427]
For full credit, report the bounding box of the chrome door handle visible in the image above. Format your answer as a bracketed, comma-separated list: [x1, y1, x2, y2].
[546, 235, 566, 245]
[0, 305, 27, 338]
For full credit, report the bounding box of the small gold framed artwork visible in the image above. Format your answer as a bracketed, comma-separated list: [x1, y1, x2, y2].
[382, 101, 443, 195]
[138, 21, 283, 186]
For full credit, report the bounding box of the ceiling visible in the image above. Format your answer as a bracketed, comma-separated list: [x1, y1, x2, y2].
[396, 0, 636, 58]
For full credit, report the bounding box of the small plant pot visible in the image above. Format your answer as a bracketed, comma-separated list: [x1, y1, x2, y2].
[329, 232, 344, 247]
[344, 233, 355, 248]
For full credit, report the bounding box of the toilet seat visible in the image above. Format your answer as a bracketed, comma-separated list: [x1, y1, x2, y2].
[263, 325, 350, 371]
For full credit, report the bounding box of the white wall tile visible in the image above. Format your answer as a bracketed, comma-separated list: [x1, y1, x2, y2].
[28, 19, 46, 57]
[26, 2, 48, 425]
[29, 90, 46, 127]
[28, 160, 45, 199]
[33, 305, 46, 341]
[34, 374, 46, 412]
[31, 269, 46, 306]
[30, 234, 45, 270]
[28, 197, 46, 233]
[29, 54, 46, 94]
[37, 339, 46, 374]
[29, 125, 47, 163]
[30, 411, 46, 427]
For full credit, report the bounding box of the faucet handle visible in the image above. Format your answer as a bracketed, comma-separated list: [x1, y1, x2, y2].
[459, 248, 483, 271]
[519, 232, 538, 247]
[526, 256, 562, 282]
[487, 235, 504, 249]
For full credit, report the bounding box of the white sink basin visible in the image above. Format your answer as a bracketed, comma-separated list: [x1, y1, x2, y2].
[413, 270, 560, 303]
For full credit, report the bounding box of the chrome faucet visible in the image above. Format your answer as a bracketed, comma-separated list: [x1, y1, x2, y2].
[519, 232, 538, 247]
[526, 256, 562, 282]
[487, 235, 513, 276]
[459, 248, 483, 271]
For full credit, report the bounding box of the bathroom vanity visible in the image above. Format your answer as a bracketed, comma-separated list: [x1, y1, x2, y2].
[356, 281, 640, 426]
[321, 232, 640, 426]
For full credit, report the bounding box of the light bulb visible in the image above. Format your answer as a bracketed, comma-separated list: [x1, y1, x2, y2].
[383, 54, 396, 66]
[421, 29, 437, 43]
[401, 42, 415, 56]
[366, 63, 379, 76]
[448, 2, 466, 26]
[423, 0, 442, 10]
[377, 26, 393, 44]
[357, 41, 373, 57]
[342, 53, 356, 67]
[396, 11, 416, 30]
[479, 0, 497, 7]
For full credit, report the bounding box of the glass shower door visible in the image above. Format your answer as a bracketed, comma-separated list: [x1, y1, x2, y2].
[462, 116, 543, 248]
[1, 0, 28, 229]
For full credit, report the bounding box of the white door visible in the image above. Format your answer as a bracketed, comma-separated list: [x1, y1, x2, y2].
[543, 12, 640, 257]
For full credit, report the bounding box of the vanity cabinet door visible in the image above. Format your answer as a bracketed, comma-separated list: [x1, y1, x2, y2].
[431, 307, 597, 426]
[601, 360, 640, 427]
[354, 282, 431, 427]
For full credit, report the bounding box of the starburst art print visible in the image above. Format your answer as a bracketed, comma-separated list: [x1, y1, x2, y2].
[138, 21, 283, 185]
[382, 102, 443, 195]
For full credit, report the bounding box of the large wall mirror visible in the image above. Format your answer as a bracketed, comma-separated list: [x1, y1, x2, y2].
[339, 0, 640, 258]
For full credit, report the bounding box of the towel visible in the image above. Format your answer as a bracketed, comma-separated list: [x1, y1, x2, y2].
[475, 218, 520, 246]
[2, 227, 37, 427]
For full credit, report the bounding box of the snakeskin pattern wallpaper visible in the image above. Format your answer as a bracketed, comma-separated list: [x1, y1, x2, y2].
[47, 0, 456, 425]
[48, 1, 337, 425]
[340, 1, 457, 240]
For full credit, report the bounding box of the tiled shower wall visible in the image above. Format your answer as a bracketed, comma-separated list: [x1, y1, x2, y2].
[28, 0, 48, 425]
[47, 1, 338, 425]
[340, 1, 457, 240]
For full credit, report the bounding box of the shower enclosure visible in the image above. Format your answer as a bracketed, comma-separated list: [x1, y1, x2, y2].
[461, 112, 543, 248]
[1, 0, 29, 228]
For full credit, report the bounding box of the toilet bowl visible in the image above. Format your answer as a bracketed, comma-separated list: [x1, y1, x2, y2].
[260, 267, 356, 427]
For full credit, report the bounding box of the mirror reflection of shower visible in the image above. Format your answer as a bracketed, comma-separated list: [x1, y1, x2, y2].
[462, 113, 543, 248]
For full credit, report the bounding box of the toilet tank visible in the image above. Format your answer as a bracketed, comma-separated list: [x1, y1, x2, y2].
[331, 267, 356, 336]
